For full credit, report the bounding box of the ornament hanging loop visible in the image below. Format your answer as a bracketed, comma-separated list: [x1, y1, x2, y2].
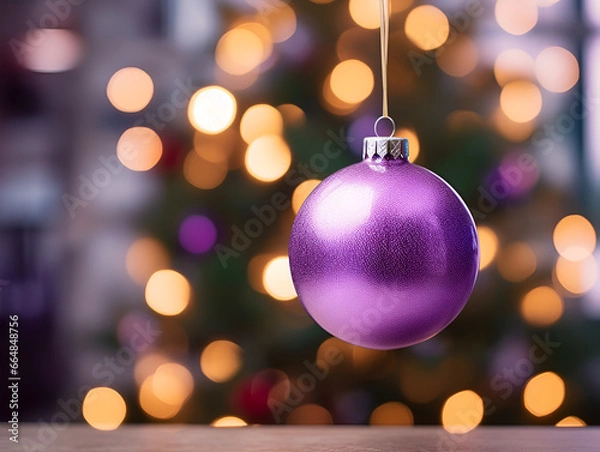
[374, 115, 396, 138]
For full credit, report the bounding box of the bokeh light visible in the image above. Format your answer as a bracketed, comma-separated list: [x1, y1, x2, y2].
[200, 340, 243, 383]
[188, 86, 237, 134]
[369, 402, 414, 426]
[492, 108, 536, 142]
[134, 353, 170, 386]
[478, 226, 499, 270]
[396, 128, 420, 162]
[500, 80, 542, 123]
[329, 60, 374, 105]
[494, 49, 535, 86]
[495, 0, 538, 35]
[436, 35, 478, 78]
[126, 237, 170, 285]
[405, 5, 450, 51]
[117, 127, 163, 172]
[107, 67, 154, 113]
[152, 363, 194, 406]
[82, 387, 127, 431]
[497, 242, 537, 282]
[292, 179, 321, 214]
[139, 375, 182, 419]
[263, 256, 297, 301]
[179, 215, 218, 254]
[240, 104, 284, 144]
[245, 135, 292, 182]
[193, 130, 236, 164]
[277, 104, 306, 127]
[524, 372, 565, 417]
[442, 390, 484, 434]
[287, 404, 333, 425]
[212, 416, 248, 427]
[216, 28, 266, 75]
[553, 215, 596, 261]
[348, 0, 380, 30]
[556, 416, 586, 427]
[145, 269, 191, 316]
[22, 29, 83, 73]
[184, 150, 228, 190]
[259, 1, 297, 43]
[555, 255, 598, 296]
[322, 74, 360, 116]
[520, 286, 563, 327]
[535, 47, 579, 93]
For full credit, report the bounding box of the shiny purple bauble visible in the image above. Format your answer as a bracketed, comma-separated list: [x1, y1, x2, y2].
[289, 138, 479, 350]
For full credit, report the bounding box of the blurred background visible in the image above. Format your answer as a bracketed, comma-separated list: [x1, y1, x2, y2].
[1, 0, 599, 435]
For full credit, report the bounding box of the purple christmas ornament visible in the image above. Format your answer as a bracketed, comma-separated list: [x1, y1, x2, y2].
[289, 135, 479, 350]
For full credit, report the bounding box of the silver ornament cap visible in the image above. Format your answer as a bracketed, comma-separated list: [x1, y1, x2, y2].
[362, 136, 409, 161]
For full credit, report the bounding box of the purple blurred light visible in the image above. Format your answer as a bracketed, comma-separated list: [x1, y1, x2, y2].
[179, 215, 217, 254]
[348, 115, 378, 156]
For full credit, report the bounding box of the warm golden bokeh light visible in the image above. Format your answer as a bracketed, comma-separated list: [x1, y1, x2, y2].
[492, 108, 536, 142]
[139, 375, 182, 419]
[497, 242, 537, 282]
[535, 47, 579, 93]
[240, 104, 284, 144]
[188, 86, 237, 134]
[145, 269, 191, 316]
[494, 49, 535, 86]
[556, 416, 586, 427]
[245, 135, 292, 182]
[216, 28, 266, 76]
[478, 226, 499, 270]
[520, 286, 563, 327]
[495, 0, 538, 35]
[329, 59, 374, 105]
[322, 74, 360, 116]
[184, 150, 228, 190]
[277, 104, 306, 127]
[117, 127, 163, 172]
[436, 35, 478, 78]
[200, 340, 243, 383]
[193, 130, 236, 164]
[247, 253, 277, 294]
[553, 215, 596, 261]
[134, 353, 170, 386]
[524, 372, 565, 417]
[555, 255, 598, 296]
[500, 80, 542, 123]
[287, 404, 333, 425]
[260, 2, 297, 43]
[292, 179, 321, 214]
[263, 256, 297, 301]
[442, 390, 484, 434]
[446, 110, 484, 132]
[405, 5, 450, 51]
[348, 0, 380, 29]
[370, 402, 414, 426]
[126, 237, 170, 286]
[317, 337, 353, 366]
[152, 363, 194, 406]
[212, 416, 248, 427]
[396, 128, 420, 162]
[107, 67, 154, 113]
[82, 387, 127, 431]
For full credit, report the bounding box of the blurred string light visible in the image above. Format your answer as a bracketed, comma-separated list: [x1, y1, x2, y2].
[477, 226, 499, 270]
[116, 127, 163, 172]
[277, 104, 306, 127]
[494, 49, 535, 86]
[193, 130, 236, 164]
[446, 110, 484, 132]
[139, 375, 182, 419]
[396, 128, 420, 162]
[21, 29, 83, 73]
[436, 35, 478, 78]
[292, 179, 321, 214]
[145, 269, 191, 316]
[317, 337, 353, 365]
[152, 363, 194, 406]
[329, 59, 374, 104]
[556, 416, 586, 427]
[555, 255, 598, 296]
[263, 256, 297, 301]
[200, 340, 243, 383]
[492, 108, 536, 142]
[535, 47, 579, 93]
[322, 74, 360, 116]
[188, 86, 237, 134]
[496, 242, 537, 282]
[134, 352, 170, 386]
[247, 253, 277, 294]
[179, 215, 217, 254]
[553, 215, 596, 261]
[259, 1, 297, 43]
[520, 286, 563, 327]
[349, 0, 380, 29]
[184, 150, 228, 189]
[369, 402, 414, 426]
[107, 67, 154, 113]
[216, 27, 269, 76]
[245, 135, 292, 182]
[211, 416, 248, 427]
[126, 237, 170, 285]
[287, 404, 333, 424]
[352, 347, 391, 376]
[523, 372, 565, 417]
[82, 387, 127, 431]
[441, 390, 484, 434]
[495, 0, 538, 35]
[500, 80, 542, 123]
[240, 104, 284, 144]
[405, 5, 449, 51]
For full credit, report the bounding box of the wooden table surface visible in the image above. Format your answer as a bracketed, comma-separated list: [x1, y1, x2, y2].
[4, 425, 598, 451]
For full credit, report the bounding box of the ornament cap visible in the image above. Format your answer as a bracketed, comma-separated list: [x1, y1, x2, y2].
[362, 137, 409, 161]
